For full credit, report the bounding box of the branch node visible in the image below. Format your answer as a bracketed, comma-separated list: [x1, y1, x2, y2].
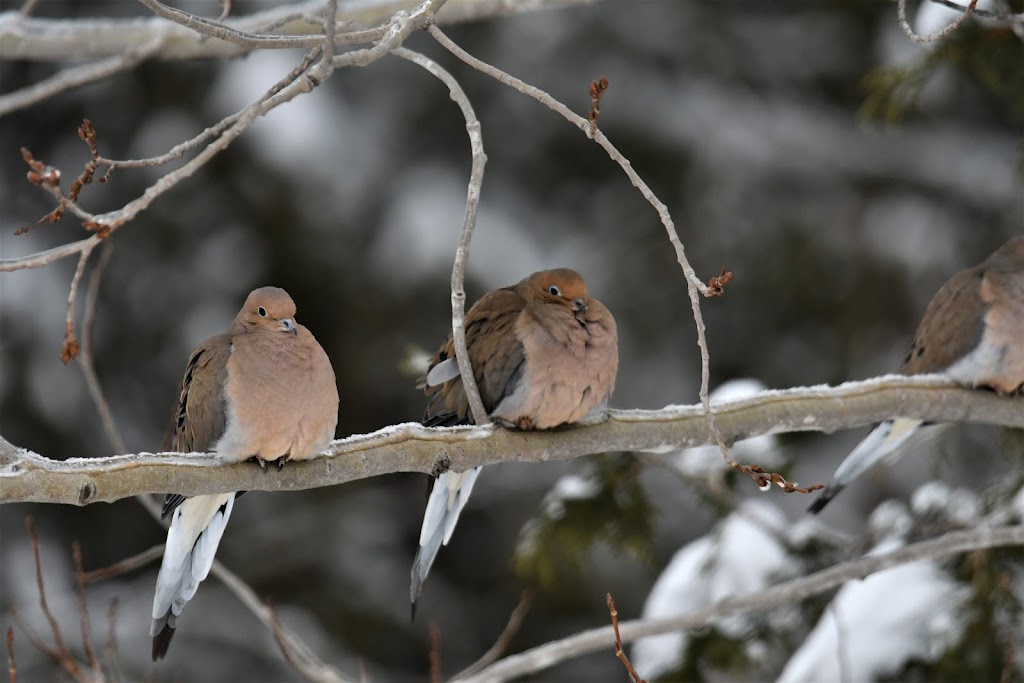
[587, 74, 608, 133]
[706, 268, 733, 296]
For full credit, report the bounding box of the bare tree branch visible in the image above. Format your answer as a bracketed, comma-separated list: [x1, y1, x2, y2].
[71, 543, 99, 672]
[0, 38, 164, 117]
[924, 0, 1023, 20]
[898, 0, 978, 43]
[1, 376, 1021, 506]
[5, 626, 14, 683]
[23, 518, 83, 680]
[606, 593, 646, 683]
[0, 0, 607, 62]
[104, 600, 121, 683]
[453, 525, 1024, 683]
[453, 591, 533, 680]
[0, 237, 100, 273]
[77, 242, 126, 455]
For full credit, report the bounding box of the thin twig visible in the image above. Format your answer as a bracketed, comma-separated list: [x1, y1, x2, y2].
[217, 0, 233, 22]
[79, 0, 443, 235]
[105, 599, 121, 683]
[18, 0, 40, 16]
[0, 39, 164, 118]
[60, 246, 95, 365]
[453, 525, 1024, 683]
[0, 237, 100, 273]
[101, 45, 321, 174]
[454, 591, 533, 679]
[898, 0, 979, 43]
[24, 518, 82, 680]
[606, 594, 646, 683]
[925, 0, 1023, 19]
[323, 0, 338, 64]
[8, 610, 59, 661]
[71, 543, 99, 672]
[81, 544, 164, 584]
[260, 587, 350, 682]
[78, 241, 125, 454]
[392, 46, 490, 425]
[5, 627, 14, 683]
[429, 623, 443, 683]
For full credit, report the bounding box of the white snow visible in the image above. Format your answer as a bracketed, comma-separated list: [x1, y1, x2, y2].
[777, 537, 969, 683]
[631, 500, 798, 679]
[540, 472, 602, 522]
[911, 481, 980, 525]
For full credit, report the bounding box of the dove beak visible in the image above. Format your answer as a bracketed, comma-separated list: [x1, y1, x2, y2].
[281, 319, 297, 335]
[572, 299, 588, 314]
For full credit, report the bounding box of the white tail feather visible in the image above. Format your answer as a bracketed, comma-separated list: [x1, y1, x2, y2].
[150, 493, 236, 634]
[830, 417, 924, 488]
[425, 358, 460, 387]
[412, 467, 482, 602]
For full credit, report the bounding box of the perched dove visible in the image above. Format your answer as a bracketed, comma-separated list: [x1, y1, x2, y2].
[150, 287, 338, 659]
[809, 236, 1024, 513]
[410, 268, 618, 613]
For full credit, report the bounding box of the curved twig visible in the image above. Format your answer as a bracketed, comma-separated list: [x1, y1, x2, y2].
[392, 46, 490, 425]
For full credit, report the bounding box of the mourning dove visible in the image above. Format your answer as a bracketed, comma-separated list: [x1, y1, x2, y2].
[809, 236, 1024, 514]
[411, 268, 619, 613]
[150, 287, 338, 659]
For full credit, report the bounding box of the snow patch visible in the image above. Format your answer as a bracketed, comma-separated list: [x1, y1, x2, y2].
[632, 500, 798, 679]
[777, 538, 969, 682]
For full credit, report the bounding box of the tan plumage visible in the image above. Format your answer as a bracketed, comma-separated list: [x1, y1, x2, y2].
[412, 268, 618, 611]
[810, 236, 1024, 513]
[151, 287, 338, 659]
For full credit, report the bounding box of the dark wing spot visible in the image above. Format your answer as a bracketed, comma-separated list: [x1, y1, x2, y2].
[161, 493, 187, 519]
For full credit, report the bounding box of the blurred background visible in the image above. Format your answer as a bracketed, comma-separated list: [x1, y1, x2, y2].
[1, 0, 1023, 680]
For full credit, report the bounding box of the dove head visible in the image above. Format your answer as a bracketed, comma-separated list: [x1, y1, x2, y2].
[523, 268, 590, 314]
[235, 286, 298, 335]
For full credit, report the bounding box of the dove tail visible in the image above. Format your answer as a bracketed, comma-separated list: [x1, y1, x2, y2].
[808, 418, 924, 514]
[150, 493, 236, 660]
[410, 467, 483, 615]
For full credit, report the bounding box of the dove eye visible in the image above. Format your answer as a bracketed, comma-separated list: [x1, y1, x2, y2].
[257, 306, 268, 317]
[548, 285, 561, 296]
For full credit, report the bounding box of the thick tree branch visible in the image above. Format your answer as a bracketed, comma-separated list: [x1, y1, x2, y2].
[1, 376, 1020, 506]
[453, 524, 1024, 682]
[0, 0, 605, 62]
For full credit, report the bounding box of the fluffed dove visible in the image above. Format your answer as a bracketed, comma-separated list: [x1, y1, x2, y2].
[410, 268, 618, 613]
[809, 236, 1024, 513]
[150, 287, 338, 659]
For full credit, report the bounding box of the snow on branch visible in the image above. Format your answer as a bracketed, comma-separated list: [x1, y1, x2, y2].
[1, 376, 1020, 507]
[0, 0, 605, 62]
